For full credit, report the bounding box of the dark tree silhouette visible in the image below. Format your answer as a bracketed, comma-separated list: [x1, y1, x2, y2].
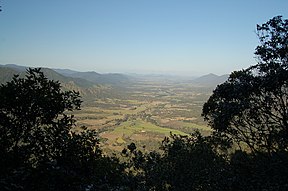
[123, 16, 288, 191]
[122, 131, 232, 191]
[0, 68, 125, 191]
[202, 16, 288, 154]
[0, 68, 81, 168]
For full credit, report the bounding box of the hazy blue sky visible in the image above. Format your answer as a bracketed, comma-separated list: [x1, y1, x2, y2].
[0, 1, 287, 75]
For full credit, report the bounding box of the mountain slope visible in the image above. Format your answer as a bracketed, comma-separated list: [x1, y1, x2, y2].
[0, 66, 96, 88]
[0, 64, 131, 86]
[192, 73, 229, 87]
[40, 68, 95, 88]
[0, 64, 27, 72]
[0, 66, 127, 100]
[0, 67, 23, 84]
[53, 68, 79, 75]
[64, 71, 131, 85]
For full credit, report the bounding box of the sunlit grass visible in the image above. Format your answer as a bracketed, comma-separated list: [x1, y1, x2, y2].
[113, 119, 188, 136]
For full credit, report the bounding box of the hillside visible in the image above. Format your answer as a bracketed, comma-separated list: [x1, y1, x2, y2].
[0, 64, 27, 72]
[40, 68, 95, 88]
[0, 67, 23, 84]
[53, 68, 79, 75]
[0, 65, 130, 101]
[0, 66, 94, 88]
[1, 64, 131, 86]
[191, 73, 229, 87]
[61, 71, 131, 85]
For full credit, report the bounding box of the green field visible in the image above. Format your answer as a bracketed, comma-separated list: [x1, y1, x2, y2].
[74, 79, 212, 152]
[113, 119, 188, 136]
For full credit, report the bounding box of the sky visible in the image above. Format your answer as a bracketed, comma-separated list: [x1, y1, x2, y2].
[0, 1, 287, 76]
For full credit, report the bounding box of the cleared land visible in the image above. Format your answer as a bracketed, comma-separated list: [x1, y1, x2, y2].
[73, 79, 213, 152]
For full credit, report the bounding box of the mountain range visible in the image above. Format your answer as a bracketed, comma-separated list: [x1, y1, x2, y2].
[0, 64, 229, 90]
[0, 64, 131, 86]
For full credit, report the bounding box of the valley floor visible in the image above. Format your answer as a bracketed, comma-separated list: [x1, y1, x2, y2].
[73, 80, 213, 152]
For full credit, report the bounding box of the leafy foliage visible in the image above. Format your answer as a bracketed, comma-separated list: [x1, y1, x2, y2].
[202, 16, 288, 154]
[122, 131, 232, 191]
[230, 150, 288, 190]
[255, 15, 288, 65]
[0, 68, 125, 191]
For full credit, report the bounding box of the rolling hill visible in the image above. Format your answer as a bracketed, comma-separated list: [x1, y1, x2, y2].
[0, 65, 130, 100]
[0, 64, 131, 85]
[59, 71, 131, 85]
[0, 65, 95, 88]
[0, 67, 23, 83]
[191, 73, 229, 87]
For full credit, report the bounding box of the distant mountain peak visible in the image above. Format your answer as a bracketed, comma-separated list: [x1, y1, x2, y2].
[0, 64, 28, 72]
[192, 73, 228, 87]
[202, 73, 219, 77]
[82, 71, 100, 74]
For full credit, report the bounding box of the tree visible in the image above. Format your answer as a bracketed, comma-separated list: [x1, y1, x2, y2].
[122, 132, 232, 191]
[0, 68, 80, 162]
[202, 16, 288, 154]
[229, 149, 288, 191]
[0, 68, 125, 191]
[161, 132, 231, 191]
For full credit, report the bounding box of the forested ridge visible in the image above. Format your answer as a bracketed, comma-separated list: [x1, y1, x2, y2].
[1, 16, 288, 191]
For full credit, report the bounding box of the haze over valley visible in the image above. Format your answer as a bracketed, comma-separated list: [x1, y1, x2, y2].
[0, 64, 227, 151]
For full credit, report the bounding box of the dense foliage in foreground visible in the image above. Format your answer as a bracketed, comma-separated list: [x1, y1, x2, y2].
[1, 16, 288, 190]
